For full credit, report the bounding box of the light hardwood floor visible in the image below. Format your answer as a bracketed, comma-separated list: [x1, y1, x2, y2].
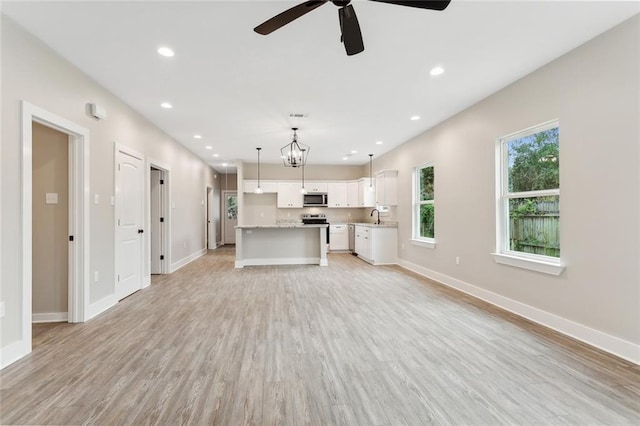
[1, 247, 639, 425]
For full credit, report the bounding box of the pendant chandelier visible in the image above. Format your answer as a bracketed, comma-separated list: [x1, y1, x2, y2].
[254, 147, 263, 194]
[281, 127, 309, 168]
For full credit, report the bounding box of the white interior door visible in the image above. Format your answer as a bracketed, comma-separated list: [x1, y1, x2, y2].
[223, 191, 237, 245]
[207, 187, 215, 249]
[116, 149, 144, 300]
[150, 169, 162, 274]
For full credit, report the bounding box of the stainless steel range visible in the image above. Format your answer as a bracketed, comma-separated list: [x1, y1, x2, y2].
[302, 214, 329, 253]
[301, 213, 328, 225]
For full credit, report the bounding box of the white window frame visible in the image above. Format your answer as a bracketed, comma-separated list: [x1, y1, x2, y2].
[493, 119, 564, 275]
[411, 162, 435, 249]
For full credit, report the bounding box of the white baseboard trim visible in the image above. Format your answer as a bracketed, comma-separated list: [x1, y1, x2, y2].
[1, 339, 30, 370]
[397, 259, 640, 365]
[238, 257, 321, 268]
[88, 295, 117, 320]
[32, 312, 68, 323]
[170, 248, 207, 273]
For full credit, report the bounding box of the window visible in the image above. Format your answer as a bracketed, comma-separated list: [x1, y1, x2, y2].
[412, 163, 435, 248]
[494, 120, 563, 275]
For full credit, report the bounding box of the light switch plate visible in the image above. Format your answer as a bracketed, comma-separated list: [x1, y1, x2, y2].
[0, 301, 5, 319]
[45, 193, 59, 204]
[94, 194, 100, 205]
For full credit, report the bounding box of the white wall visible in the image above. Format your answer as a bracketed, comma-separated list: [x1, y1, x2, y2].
[1, 16, 216, 358]
[373, 16, 640, 358]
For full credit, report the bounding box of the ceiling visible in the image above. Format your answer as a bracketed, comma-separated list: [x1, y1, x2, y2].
[3, 1, 638, 173]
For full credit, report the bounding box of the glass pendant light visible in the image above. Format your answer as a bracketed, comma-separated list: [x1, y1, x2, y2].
[368, 153, 375, 192]
[300, 154, 308, 194]
[254, 147, 263, 194]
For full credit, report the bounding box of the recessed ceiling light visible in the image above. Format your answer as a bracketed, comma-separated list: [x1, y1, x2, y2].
[193, 134, 202, 139]
[351, 150, 358, 154]
[205, 146, 212, 150]
[160, 102, 173, 109]
[222, 163, 228, 167]
[430, 66, 444, 76]
[410, 115, 421, 121]
[212, 153, 220, 158]
[157, 46, 174, 57]
[342, 157, 349, 161]
[376, 141, 383, 145]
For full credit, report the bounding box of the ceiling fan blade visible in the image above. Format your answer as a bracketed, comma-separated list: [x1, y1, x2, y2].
[338, 5, 364, 56]
[368, 0, 451, 11]
[254, 1, 328, 35]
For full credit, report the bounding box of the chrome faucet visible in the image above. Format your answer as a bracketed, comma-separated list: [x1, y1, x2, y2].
[370, 208, 381, 225]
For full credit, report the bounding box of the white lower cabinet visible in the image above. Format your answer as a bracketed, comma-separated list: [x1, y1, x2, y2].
[354, 225, 397, 265]
[329, 224, 348, 251]
[355, 226, 371, 259]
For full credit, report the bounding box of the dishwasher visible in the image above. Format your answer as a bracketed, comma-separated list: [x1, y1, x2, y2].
[348, 223, 356, 254]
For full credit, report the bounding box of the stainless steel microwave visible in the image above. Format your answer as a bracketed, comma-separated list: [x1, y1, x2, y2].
[303, 193, 328, 207]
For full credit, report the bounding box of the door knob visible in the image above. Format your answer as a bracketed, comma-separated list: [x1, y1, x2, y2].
[138, 229, 144, 234]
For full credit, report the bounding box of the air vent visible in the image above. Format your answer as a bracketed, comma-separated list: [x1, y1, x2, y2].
[289, 113, 309, 118]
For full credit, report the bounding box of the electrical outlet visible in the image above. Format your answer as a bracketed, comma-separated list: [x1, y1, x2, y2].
[0, 302, 5, 319]
[94, 193, 100, 205]
[183, 242, 187, 248]
[260, 212, 264, 217]
[401, 243, 405, 250]
[456, 256, 460, 265]
[94, 271, 99, 282]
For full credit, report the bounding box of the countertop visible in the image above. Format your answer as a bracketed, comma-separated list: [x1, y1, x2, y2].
[235, 224, 328, 229]
[349, 222, 398, 228]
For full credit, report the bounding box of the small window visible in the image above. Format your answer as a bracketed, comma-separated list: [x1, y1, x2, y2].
[412, 163, 435, 247]
[494, 120, 562, 274]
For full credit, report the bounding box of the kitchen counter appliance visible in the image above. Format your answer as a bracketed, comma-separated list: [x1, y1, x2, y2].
[302, 213, 329, 252]
[348, 223, 356, 254]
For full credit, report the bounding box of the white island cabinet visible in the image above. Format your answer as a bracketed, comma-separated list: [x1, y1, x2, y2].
[235, 224, 328, 268]
[354, 224, 397, 265]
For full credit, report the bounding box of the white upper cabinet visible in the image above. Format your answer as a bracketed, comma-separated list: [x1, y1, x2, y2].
[327, 182, 348, 208]
[305, 182, 328, 193]
[346, 181, 359, 208]
[277, 182, 303, 208]
[243, 180, 278, 193]
[358, 178, 376, 207]
[375, 170, 398, 206]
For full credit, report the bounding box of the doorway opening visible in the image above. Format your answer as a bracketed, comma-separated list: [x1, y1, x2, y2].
[15, 102, 90, 368]
[222, 190, 238, 245]
[32, 122, 70, 327]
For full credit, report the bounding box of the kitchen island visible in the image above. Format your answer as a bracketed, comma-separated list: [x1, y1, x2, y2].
[235, 224, 328, 268]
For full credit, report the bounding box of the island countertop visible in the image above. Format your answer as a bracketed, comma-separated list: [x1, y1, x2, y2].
[235, 224, 328, 229]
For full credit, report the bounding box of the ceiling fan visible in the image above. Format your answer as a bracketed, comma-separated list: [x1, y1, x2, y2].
[254, 0, 452, 56]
